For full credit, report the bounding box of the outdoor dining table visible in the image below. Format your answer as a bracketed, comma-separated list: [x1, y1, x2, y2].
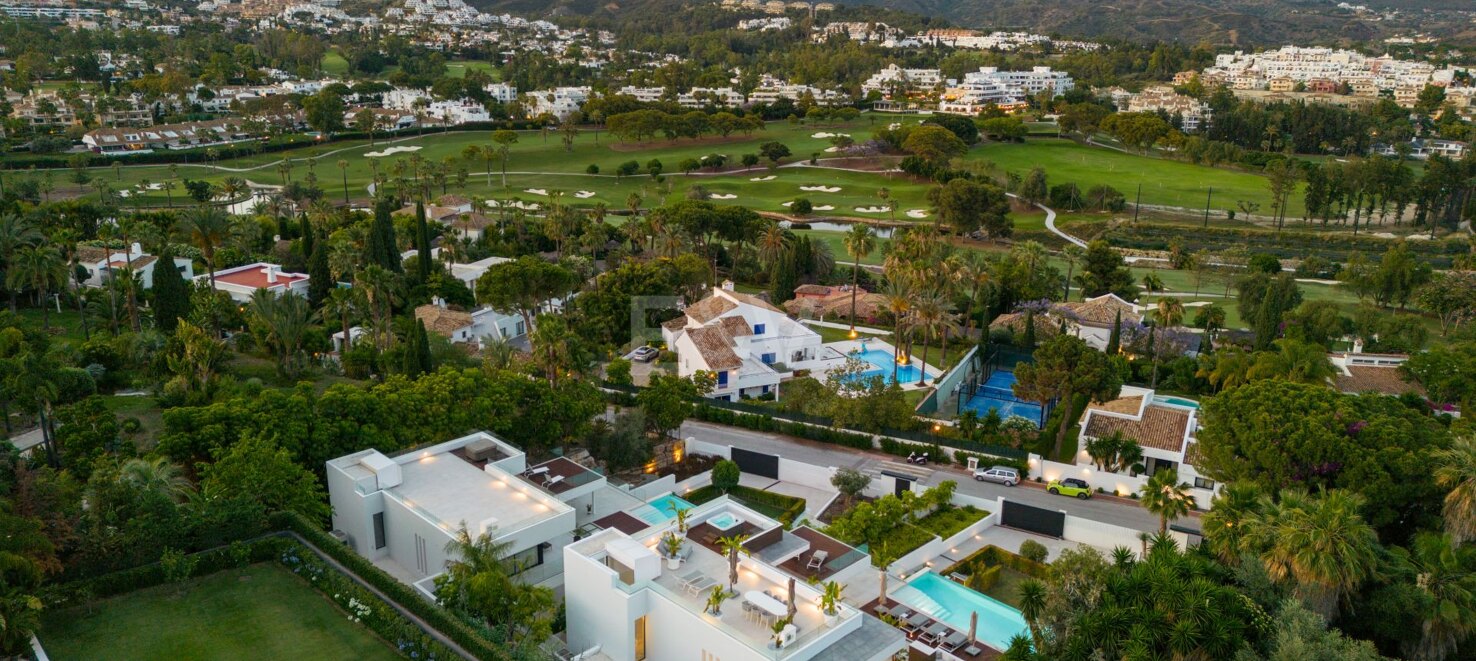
[744, 590, 788, 617]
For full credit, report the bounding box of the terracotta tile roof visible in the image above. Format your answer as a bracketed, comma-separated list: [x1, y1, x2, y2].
[686, 326, 744, 370]
[1335, 366, 1424, 396]
[450, 213, 494, 231]
[1084, 405, 1191, 452]
[719, 316, 752, 337]
[785, 292, 886, 320]
[728, 290, 784, 314]
[436, 194, 471, 207]
[794, 284, 833, 296]
[75, 245, 109, 263]
[987, 311, 1065, 338]
[414, 304, 473, 336]
[108, 255, 157, 269]
[1060, 296, 1140, 327]
[662, 317, 688, 331]
[684, 295, 738, 324]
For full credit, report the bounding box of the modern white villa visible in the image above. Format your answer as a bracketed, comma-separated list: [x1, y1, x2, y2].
[564, 498, 904, 661]
[198, 262, 310, 302]
[1060, 386, 1221, 504]
[662, 284, 828, 401]
[326, 432, 605, 593]
[75, 243, 193, 289]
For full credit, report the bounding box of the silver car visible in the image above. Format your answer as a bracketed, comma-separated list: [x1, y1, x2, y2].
[973, 466, 1020, 486]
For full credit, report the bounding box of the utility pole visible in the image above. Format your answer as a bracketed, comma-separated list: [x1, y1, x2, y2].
[1132, 183, 1142, 222]
[1203, 187, 1213, 228]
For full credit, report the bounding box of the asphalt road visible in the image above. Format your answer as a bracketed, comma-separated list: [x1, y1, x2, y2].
[679, 420, 1174, 533]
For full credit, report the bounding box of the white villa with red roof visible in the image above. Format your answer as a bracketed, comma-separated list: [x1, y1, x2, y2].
[199, 262, 310, 302]
[661, 283, 826, 401]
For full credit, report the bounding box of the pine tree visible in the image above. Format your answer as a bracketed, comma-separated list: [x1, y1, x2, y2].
[366, 199, 402, 273]
[414, 202, 432, 284]
[307, 233, 332, 308]
[151, 244, 192, 334]
[1106, 309, 1121, 355]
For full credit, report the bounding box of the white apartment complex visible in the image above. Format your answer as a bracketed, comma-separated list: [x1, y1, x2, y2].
[1201, 46, 1460, 103]
[1123, 86, 1213, 132]
[864, 64, 1073, 101]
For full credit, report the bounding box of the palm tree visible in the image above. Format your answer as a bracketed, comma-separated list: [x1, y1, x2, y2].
[881, 276, 912, 381]
[876, 187, 894, 222]
[1060, 243, 1085, 300]
[355, 265, 401, 351]
[1241, 489, 1379, 619]
[1404, 532, 1476, 661]
[161, 179, 176, 209]
[1194, 303, 1226, 342]
[1248, 339, 1338, 384]
[324, 287, 358, 352]
[717, 534, 751, 592]
[480, 335, 518, 370]
[7, 245, 65, 329]
[1142, 272, 1165, 293]
[909, 293, 948, 386]
[1197, 347, 1255, 392]
[178, 205, 230, 289]
[0, 214, 42, 313]
[757, 224, 790, 282]
[1434, 435, 1476, 546]
[1017, 579, 1047, 653]
[843, 223, 876, 332]
[336, 159, 351, 204]
[491, 130, 518, 188]
[218, 176, 248, 207]
[1199, 483, 1260, 565]
[1139, 468, 1196, 533]
[247, 289, 315, 378]
[528, 314, 575, 387]
[1012, 240, 1048, 285]
[118, 456, 190, 500]
[1155, 297, 1185, 328]
[872, 542, 898, 607]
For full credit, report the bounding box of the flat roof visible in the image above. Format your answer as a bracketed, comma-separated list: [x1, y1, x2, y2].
[213, 264, 308, 290]
[522, 456, 601, 494]
[389, 452, 565, 537]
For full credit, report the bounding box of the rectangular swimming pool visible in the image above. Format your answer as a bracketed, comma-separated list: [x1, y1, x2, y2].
[891, 571, 1029, 652]
[633, 494, 696, 525]
[845, 348, 930, 385]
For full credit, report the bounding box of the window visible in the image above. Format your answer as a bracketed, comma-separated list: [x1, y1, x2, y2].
[716, 371, 729, 386]
[1193, 477, 1216, 490]
[372, 512, 386, 550]
[761, 353, 776, 364]
[635, 615, 648, 661]
[752, 323, 765, 335]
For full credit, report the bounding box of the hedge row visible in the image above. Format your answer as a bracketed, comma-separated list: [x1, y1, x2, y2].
[41, 537, 289, 609]
[683, 484, 807, 527]
[945, 544, 1050, 582]
[269, 511, 511, 660]
[1102, 223, 1465, 264]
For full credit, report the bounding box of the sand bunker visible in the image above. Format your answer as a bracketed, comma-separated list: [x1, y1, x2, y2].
[365, 145, 422, 157]
[488, 200, 541, 210]
[524, 188, 549, 196]
[750, 175, 777, 182]
[800, 185, 842, 193]
[708, 193, 738, 200]
[854, 206, 889, 213]
[811, 132, 851, 139]
[574, 191, 596, 198]
[906, 209, 930, 219]
[813, 205, 835, 211]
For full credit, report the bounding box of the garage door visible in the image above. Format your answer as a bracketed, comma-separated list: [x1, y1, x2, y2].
[731, 447, 779, 480]
[1001, 500, 1065, 538]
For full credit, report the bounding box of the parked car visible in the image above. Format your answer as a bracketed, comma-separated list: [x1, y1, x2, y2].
[973, 466, 1020, 486]
[1047, 478, 1092, 499]
[630, 346, 659, 362]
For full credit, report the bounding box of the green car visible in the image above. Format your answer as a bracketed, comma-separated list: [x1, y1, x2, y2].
[1047, 478, 1092, 499]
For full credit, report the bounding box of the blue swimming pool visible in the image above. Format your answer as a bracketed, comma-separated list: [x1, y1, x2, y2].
[634, 494, 695, 525]
[1153, 395, 1200, 409]
[961, 370, 1044, 428]
[891, 571, 1029, 651]
[846, 348, 929, 384]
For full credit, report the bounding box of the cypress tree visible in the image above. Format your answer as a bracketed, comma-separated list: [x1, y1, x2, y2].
[151, 244, 191, 334]
[401, 319, 432, 376]
[1106, 309, 1121, 355]
[307, 232, 332, 308]
[300, 214, 315, 256]
[366, 198, 402, 273]
[770, 247, 800, 304]
[414, 202, 432, 284]
[1021, 310, 1036, 350]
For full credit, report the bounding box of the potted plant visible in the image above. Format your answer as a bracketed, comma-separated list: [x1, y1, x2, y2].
[705, 584, 725, 616]
[819, 581, 844, 626]
[671, 504, 690, 535]
[770, 616, 794, 649]
[662, 532, 684, 570]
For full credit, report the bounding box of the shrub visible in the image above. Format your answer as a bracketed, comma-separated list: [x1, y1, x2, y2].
[914, 506, 987, 539]
[712, 459, 740, 492]
[1018, 539, 1049, 563]
[966, 564, 1004, 592]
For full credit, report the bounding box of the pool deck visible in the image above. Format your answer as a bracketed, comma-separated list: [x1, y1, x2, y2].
[861, 596, 1001, 660]
[819, 339, 943, 392]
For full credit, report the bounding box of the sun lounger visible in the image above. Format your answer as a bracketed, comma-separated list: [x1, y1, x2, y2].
[940, 631, 967, 651]
[806, 550, 829, 570]
[920, 622, 948, 646]
[903, 612, 929, 633]
[686, 576, 719, 595]
[676, 570, 703, 588]
[887, 604, 911, 620]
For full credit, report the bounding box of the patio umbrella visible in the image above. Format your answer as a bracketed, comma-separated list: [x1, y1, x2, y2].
[787, 577, 797, 620]
[967, 611, 977, 644]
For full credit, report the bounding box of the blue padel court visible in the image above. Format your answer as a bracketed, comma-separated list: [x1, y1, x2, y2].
[959, 370, 1045, 427]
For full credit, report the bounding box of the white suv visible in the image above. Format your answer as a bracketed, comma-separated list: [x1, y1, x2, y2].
[972, 466, 1020, 486]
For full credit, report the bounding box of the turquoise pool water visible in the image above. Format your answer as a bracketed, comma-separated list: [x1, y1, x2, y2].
[708, 512, 742, 530]
[846, 348, 929, 384]
[1153, 395, 1200, 409]
[635, 495, 695, 525]
[891, 571, 1028, 651]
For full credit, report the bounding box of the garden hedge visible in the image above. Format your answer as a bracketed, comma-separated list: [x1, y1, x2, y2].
[1102, 223, 1465, 267]
[684, 484, 807, 527]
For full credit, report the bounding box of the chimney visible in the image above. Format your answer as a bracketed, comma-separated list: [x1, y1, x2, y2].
[265, 265, 278, 284]
[433, 296, 446, 309]
[130, 242, 142, 256]
[721, 279, 735, 292]
[1352, 337, 1364, 354]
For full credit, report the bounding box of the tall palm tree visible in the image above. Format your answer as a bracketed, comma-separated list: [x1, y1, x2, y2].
[1195, 303, 1226, 342]
[843, 223, 876, 332]
[1404, 532, 1476, 661]
[717, 534, 751, 592]
[1155, 297, 1185, 328]
[1011, 240, 1048, 285]
[1017, 579, 1047, 653]
[7, 245, 65, 329]
[1199, 483, 1261, 565]
[1434, 435, 1476, 546]
[336, 159, 350, 204]
[880, 276, 913, 381]
[324, 287, 357, 351]
[0, 214, 42, 313]
[355, 265, 401, 351]
[1197, 347, 1255, 392]
[1248, 339, 1338, 384]
[177, 205, 230, 289]
[247, 289, 315, 378]
[757, 224, 790, 282]
[528, 314, 575, 387]
[909, 293, 947, 386]
[218, 176, 248, 206]
[1241, 489, 1379, 619]
[1139, 468, 1196, 533]
[1060, 243, 1085, 301]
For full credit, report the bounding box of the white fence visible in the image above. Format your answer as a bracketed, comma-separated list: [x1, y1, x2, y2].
[624, 474, 678, 501]
[1030, 455, 1218, 507]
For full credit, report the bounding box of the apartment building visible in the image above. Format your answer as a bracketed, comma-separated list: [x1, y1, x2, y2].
[82, 118, 263, 155]
[964, 66, 1074, 97]
[861, 64, 943, 96]
[1204, 46, 1450, 94]
[1124, 86, 1212, 132]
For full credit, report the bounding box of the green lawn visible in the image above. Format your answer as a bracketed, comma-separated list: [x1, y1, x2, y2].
[969, 138, 1302, 217]
[41, 564, 401, 661]
[981, 566, 1033, 609]
[444, 60, 499, 80]
[319, 50, 350, 77]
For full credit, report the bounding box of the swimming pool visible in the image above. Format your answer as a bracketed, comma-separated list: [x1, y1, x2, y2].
[633, 494, 696, 525]
[845, 348, 929, 384]
[1153, 395, 1200, 409]
[891, 571, 1028, 651]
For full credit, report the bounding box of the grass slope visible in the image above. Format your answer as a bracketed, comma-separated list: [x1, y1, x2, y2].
[41, 564, 402, 661]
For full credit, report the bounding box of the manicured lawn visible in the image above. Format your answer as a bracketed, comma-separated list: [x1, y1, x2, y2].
[41, 564, 401, 661]
[444, 60, 499, 79]
[981, 566, 1033, 609]
[319, 50, 350, 76]
[969, 138, 1303, 216]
